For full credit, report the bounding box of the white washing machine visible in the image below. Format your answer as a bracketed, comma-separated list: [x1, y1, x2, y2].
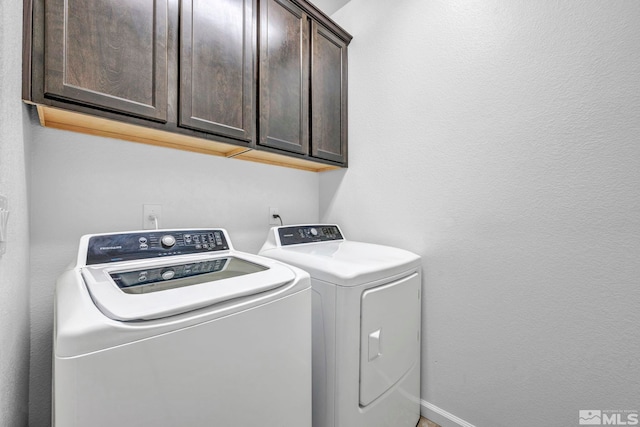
[259, 225, 421, 427]
[54, 228, 311, 427]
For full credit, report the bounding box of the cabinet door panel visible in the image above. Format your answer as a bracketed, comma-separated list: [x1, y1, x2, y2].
[180, 0, 255, 142]
[311, 22, 347, 164]
[44, 0, 168, 121]
[259, 0, 309, 154]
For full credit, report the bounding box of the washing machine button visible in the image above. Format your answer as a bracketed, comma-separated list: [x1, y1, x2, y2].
[161, 269, 176, 280]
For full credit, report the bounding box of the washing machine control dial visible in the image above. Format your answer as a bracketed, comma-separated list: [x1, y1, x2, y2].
[310, 227, 318, 236]
[161, 234, 176, 248]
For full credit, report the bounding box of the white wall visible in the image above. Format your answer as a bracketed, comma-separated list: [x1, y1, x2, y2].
[0, 1, 31, 426]
[310, 0, 350, 16]
[323, 1, 640, 426]
[27, 126, 319, 425]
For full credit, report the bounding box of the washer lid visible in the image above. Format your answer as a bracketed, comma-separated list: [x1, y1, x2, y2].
[81, 253, 296, 321]
[260, 240, 421, 286]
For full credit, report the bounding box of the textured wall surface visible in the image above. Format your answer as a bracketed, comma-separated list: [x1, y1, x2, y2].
[323, 1, 640, 426]
[309, 0, 351, 16]
[28, 124, 319, 425]
[0, 1, 31, 426]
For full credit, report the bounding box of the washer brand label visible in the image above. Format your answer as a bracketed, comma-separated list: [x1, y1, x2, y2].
[99, 246, 123, 251]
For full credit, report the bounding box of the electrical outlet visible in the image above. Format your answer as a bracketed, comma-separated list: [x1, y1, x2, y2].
[269, 207, 280, 225]
[143, 204, 162, 230]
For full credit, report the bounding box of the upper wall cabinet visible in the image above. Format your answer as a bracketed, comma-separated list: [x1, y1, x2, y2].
[257, 0, 349, 165]
[24, 0, 352, 172]
[180, 0, 256, 142]
[43, 0, 168, 122]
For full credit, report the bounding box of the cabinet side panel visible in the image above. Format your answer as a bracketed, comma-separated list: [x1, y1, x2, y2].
[23, 0, 34, 100]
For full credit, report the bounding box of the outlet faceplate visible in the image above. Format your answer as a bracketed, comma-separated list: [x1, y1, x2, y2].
[143, 204, 162, 230]
[269, 207, 280, 225]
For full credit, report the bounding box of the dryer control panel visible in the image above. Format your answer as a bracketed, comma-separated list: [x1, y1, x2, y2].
[278, 225, 343, 246]
[86, 229, 229, 265]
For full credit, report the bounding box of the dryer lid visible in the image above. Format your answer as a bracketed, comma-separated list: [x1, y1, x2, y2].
[81, 253, 296, 321]
[259, 240, 421, 286]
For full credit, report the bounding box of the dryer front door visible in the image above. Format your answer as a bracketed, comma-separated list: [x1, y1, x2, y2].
[359, 272, 421, 406]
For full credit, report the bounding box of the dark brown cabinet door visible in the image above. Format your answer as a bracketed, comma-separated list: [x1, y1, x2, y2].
[44, 0, 168, 121]
[311, 21, 348, 164]
[259, 0, 310, 154]
[180, 0, 255, 143]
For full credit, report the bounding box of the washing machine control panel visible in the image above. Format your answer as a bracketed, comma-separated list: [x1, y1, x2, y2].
[86, 229, 229, 265]
[278, 225, 343, 246]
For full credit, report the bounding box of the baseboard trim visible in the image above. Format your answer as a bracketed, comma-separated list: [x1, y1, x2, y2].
[421, 400, 476, 427]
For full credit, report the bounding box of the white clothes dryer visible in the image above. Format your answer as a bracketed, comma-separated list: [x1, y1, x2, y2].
[259, 225, 421, 427]
[54, 228, 311, 427]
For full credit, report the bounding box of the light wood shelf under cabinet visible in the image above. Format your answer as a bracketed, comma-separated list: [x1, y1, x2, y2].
[33, 105, 340, 173]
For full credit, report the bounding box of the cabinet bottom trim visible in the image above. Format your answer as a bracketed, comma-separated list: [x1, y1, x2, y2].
[32, 104, 340, 173]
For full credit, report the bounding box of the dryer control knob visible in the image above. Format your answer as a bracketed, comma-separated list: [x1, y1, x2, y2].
[310, 227, 318, 236]
[161, 234, 176, 248]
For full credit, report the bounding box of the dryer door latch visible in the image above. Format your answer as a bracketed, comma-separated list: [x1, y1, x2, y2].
[368, 329, 382, 361]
